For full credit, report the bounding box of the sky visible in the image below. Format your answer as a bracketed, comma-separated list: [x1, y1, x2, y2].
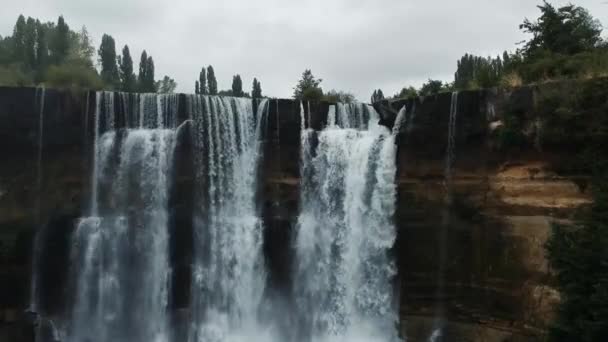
[1, 0, 607, 100]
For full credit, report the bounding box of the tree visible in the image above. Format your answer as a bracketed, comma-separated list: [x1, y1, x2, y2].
[293, 69, 323, 101]
[34, 20, 48, 78]
[23, 17, 37, 69]
[118, 45, 136, 92]
[12, 15, 26, 63]
[323, 89, 355, 103]
[419, 79, 446, 96]
[138, 50, 156, 92]
[454, 53, 504, 89]
[98, 34, 120, 88]
[199, 67, 207, 95]
[371, 89, 384, 103]
[195, 80, 200, 94]
[71, 26, 95, 67]
[138, 50, 148, 91]
[520, 2, 603, 57]
[156, 75, 177, 93]
[394, 86, 418, 99]
[51, 15, 70, 64]
[145, 55, 155, 92]
[231, 74, 244, 97]
[252, 78, 262, 98]
[207, 65, 217, 95]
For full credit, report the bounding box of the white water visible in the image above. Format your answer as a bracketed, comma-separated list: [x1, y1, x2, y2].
[295, 103, 399, 342]
[188, 96, 271, 342]
[67, 92, 177, 342]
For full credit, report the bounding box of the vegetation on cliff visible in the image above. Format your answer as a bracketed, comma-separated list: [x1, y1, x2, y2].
[382, 1, 607, 102]
[545, 78, 608, 341]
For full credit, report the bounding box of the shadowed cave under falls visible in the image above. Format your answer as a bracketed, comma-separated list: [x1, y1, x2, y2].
[29, 91, 405, 342]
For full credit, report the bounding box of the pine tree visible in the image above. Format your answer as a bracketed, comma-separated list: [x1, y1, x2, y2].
[252, 78, 262, 98]
[231, 74, 243, 97]
[34, 20, 48, 79]
[52, 15, 70, 64]
[146, 56, 155, 92]
[195, 80, 200, 94]
[199, 68, 207, 95]
[118, 45, 135, 92]
[293, 69, 323, 100]
[98, 34, 120, 88]
[138, 50, 148, 92]
[207, 65, 217, 95]
[12, 15, 26, 63]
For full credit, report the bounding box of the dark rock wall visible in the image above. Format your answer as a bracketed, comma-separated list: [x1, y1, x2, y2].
[0, 84, 595, 341]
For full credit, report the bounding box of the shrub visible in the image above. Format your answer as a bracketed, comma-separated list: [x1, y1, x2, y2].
[44, 64, 104, 90]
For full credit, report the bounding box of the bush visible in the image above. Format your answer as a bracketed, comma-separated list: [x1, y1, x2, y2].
[44, 63, 104, 90]
[0, 64, 33, 86]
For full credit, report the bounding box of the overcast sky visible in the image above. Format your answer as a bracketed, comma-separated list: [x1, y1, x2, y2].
[1, 0, 606, 100]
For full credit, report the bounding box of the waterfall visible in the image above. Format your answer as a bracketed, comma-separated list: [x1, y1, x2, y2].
[188, 96, 270, 342]
[392, 105, 407, 135]
[295, 103, 399, 342]
[67, 91, 178, 342]
[30, 87, 46, 314]
[430, 92, 459, 342]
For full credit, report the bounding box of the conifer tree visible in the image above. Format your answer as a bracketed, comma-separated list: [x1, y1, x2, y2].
[231, 74, 243, 97]
[98, 34, 120, 88]
[207, 65, 217, 95]
[118, 45, 135, 92]
[195, 80, 200, 94]
[252, 78, 262, 98]
[52, 15, 70, 64]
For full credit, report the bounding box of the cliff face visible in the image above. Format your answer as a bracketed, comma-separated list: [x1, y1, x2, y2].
[0, 83, 595, 341]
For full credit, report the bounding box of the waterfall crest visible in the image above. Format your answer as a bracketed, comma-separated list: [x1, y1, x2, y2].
[188, 96, 270, 342]
[67, 92, 178, 342]
[296, 103, 399, 342]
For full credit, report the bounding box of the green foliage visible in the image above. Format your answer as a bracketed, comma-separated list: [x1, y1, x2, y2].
[520, 1, 603, 58]
[544, 77, 608, 341]
[323, 89, 355, 103]
[454, 53, 508, 89]
[371, 89, 384, 103]
[155, 75, 177, 93]
[118, 45, 136, 92]
[207, 65, 217, 95]
[517, 49, 608, 83]
[0, 64, 32, 86]
[293, 69, 323, 101]
[393, 86, 417, 99]
[252, 78, 262, 98]
[51, 16, 70, 64]
[44, 63, 103, 90]
[231, 74, 244, 97]
[538, 78, 608, 148]
[137, 51, 156, 93]
[419, 79, 448, 96]
[195, 80, 200, 94]
[98, 34, 120, 88]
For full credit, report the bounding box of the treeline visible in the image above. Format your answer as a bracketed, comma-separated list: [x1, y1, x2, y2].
[291, 69, 356, 102]
[374, 1, 607, 102]
[0, 14, 175, 92]
[193, 65, 263, 98]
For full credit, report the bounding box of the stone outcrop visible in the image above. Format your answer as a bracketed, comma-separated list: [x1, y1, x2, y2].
[0, 82, 597, 341]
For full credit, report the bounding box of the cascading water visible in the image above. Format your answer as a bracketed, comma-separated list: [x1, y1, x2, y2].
[67, 91, 178, 342]
[430, 91, 459, 342]
[295, 102, 399, 342]
[187, 96, 270, 342]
